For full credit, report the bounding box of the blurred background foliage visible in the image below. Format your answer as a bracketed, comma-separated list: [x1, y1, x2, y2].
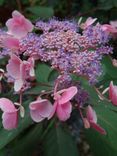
[0, 0, 117, 24]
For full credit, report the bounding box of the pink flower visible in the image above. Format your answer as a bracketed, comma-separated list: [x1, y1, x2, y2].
[110, 21, 117, 29]
[6, 54, 35, 92]
[0, 98, 18, 130]
[3, 37, 19, 50]
[84, 105, 106, 135]
[49, 86, 78, 121]
[109, 81, 117, 106]
[101, 23, 117, 39]
[80, 17, 97, 29]
[101, 24, 117, 34]
[6, 10, 34, 39]
[7, 54, 26, 92]
[29, 99, 53, 122]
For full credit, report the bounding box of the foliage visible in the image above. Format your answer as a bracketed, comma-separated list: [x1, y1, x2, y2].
[0, 0, 117, 23]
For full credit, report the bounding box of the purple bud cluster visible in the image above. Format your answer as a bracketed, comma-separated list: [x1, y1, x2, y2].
[36, 18, 78, 32]
[83, 24, 109, 44]
[15, 19, 113, 84]
[74, 83, 89, 107]
[19, 33, 40, 57]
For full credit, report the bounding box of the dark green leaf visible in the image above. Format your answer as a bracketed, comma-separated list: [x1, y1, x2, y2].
[43, 124, 79, 156]
[101, 56, 117, 79]
[9, 124, 42, 156]
[79, 77, 117, 151]
[98, 0, 114, 10]
[48, 70, 59, 83]
[85, 103, 117, 153]
[0, 0, 4, 6]
[113, 0, 117, 7]
[26, 6, 54, 19]
[35, 63, 53, 83]
[85, 129, 117, 156]
[25, 85, 52, 95]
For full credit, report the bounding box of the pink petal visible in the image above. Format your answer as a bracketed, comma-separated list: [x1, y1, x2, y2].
[0, 98, 16, 112]
[7, 55, 25, 92]
[30, 99, 52, 117]
[6, 18, 26, 38]
[12, 10, 22, 17]
[24, 19, 34, 32]
[6, 54, 21, 79]
[48, 102, 57, 119]
[30, 99, 53, 122]
[86, 17, 97, 26]
[6, 19, 14, 34]
[80, 17, 97, 29]
[87, 105, 97, 123]
[83, 118, 90, 129]
[110, 21, 117, 28]
[56, 102, 72, 121]
[30, 110, 44, 122]
[86, 106, 106, 135]
[57, 86, 77, 104]
[109, 81, 117, 106]
[112, 59, 117, 67]
[14, 79, 24, 92]
[90, 122, 106, 135]
[29, 68, 35, 77]
[101, 24, 117, 33]
[27, 57, 35, 77]
[2, 111, 18, 130]
[8, 26, 28, 39]
[3, 37, 19, 50]
[6, 10, 34, 39]
[0, 98, 18, 130]
[20, 62, 27, 81]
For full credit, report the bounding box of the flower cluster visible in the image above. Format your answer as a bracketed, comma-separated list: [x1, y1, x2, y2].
[20, 17, 112, 84]
[0, 11, 116, 136]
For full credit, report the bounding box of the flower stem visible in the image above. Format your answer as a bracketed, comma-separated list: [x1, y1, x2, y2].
[20, 90, 23, 105]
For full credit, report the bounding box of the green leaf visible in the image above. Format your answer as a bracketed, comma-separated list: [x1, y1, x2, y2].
[26, 6, 54, 19]
[0, 100, 33, 150]
[43, 124, 79, 156]
[97, 56, 117, 89]
[80, 0, 92, 13]
[98, 0, 114, 10]
[78, 77, 117, 152]
[25, 85, 52, 95]
[113, 0, 117, 7]
[0, 0, 4, 6]
[8, 124, 42, 156]
[85, 129, 117, 156]
[85, 103, 117, 154]
[95, 104, 117, 149]
[101, 56, 117, 79]
[48, 70, 59, 83]
[78, 76, 117, 110]
[35, 63, 53, 83]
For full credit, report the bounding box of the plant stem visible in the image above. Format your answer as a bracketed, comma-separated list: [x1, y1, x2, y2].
[16, 0, 22, 13]
[20, 90, 23, 105]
